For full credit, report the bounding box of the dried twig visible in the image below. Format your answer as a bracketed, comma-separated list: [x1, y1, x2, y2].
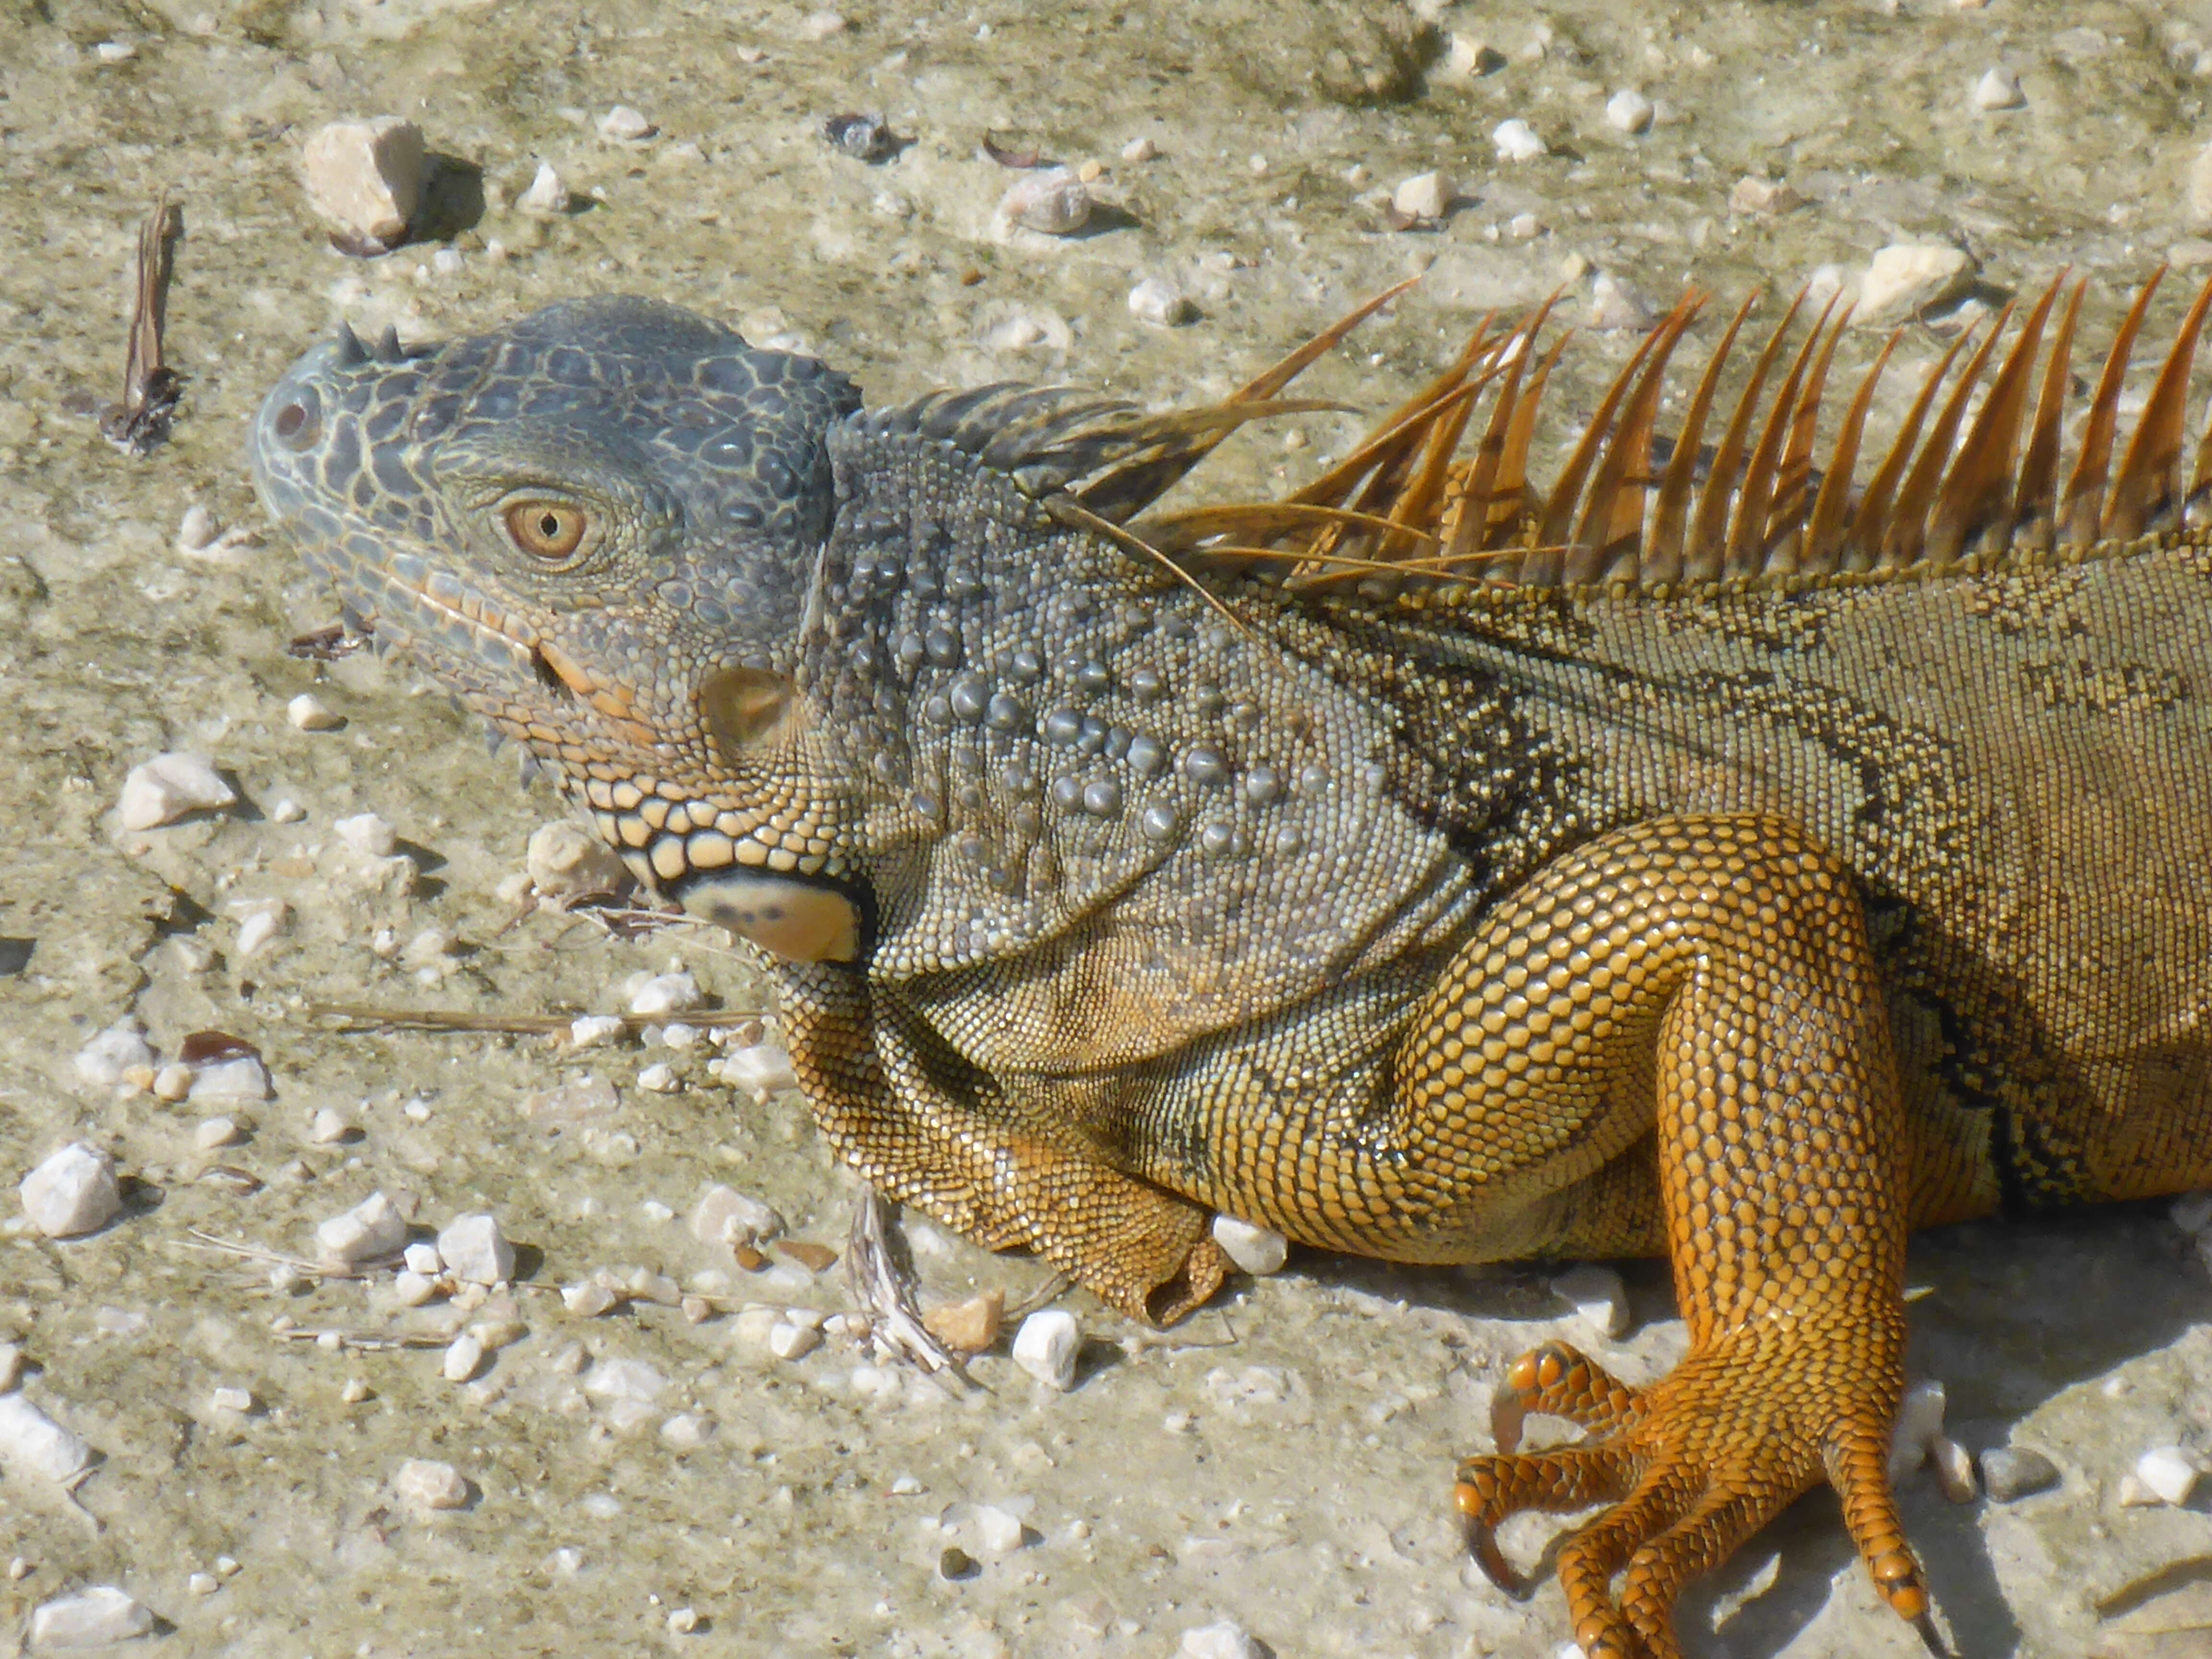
[305, 1001, 769, 1036]
[845, 1189, 963, 1381]
[100, 191, 185, 455]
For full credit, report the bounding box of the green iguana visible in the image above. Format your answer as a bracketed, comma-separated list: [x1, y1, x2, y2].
[248, 267, 2212, 1659]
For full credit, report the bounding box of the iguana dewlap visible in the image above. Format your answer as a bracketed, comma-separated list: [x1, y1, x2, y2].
[250, 269, 2212, 1659]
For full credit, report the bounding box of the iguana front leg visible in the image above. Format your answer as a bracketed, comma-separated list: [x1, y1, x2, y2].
[1423, 816, 1928, 1658]
[774, 961, 1231, 1323]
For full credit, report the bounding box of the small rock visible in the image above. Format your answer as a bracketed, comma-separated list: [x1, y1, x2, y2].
[403, 1241, 443, 1276]
[717, 1042, 799, 1097]
[271, 797, 306, 823]
[301, 117, 426, 251]
[232, 900, 287, 960]
[1588, 273, 1653, 332]
[1492, 119, 1546, 163]
[315, 1190, 408, 1266]
[1729, 176, 1801, 216]
[1930, 1435, 1977, 1503]
[287, 692, 343, 732]
[94, 40, 136, 63]
[2136, 1445, 2200, 1506]
[441, 1333, 485, 1382]
[693, 1185, 784, 1249]
[193, 1117, 240, 1151]
[583, 1358, 666, 1404]
[1443, 34, 1505, 78]
[1979, 1445, 2060, 1502]
[799, 9, 846, 38]
[849, 1364, 901, 1399]
[1128, 276, 1196, 327]
[1888, 1379, 1948, 1482]
[1391, 170, 1452, 224]
[393, 1271, 438, 1307]
[1181, 1620, 1266, 1659]
[1508, 212, 1543, 240]
[597, 105, 656, 142]
[1551, 1262, 1632, 1337]
[0, 1393, 92, 1482]
[527, 820, 625, 896]
[2120, 1473, 2162, 1507]
[1000, 168, 1092, 235]
[1605, 88, 1654, 134]
[1856, 243, 1975, 326]
[779, 1240, 838, 1273]
[570, 1014, 626, 1049]
[308, 1107, 354, 1145]
[209, 1385, 253, 1414]
[630, 972, 702, 1017]
[637, 1062, 679, 1093]
[118, 752, 235, 830]
[152, 1063, 193, 1103]
[19, 1144, 121, 1238]
[393, 1457, 469, 1511]
[517, 160, 570, 215]
[667, 1607, 700, 1635]
[1212, 1215, 1288, 1276]
[28, 1587, 154, 1648]
[0, 1343, 22, 1392]
[1121, 135, 1158, 163]
[437, 1214, 514, 1285]
[1012, 1309, 1081, 1390]
[189, 1056, 270, 1103]
[334, 812, 397, 858]
[186, 1573, 217, 1597]
[768, 1320, 821, 1360]
[975, 1503, 1028, 1555]
[180, 505, 223, 552]
[73, 1025, 153, 1088]
[1973, 67, 2025, 110]
[2171, 1190, 2212, 1234]
[563, 1281, 620, 1317]
[923, 1289, 1004, 1355]
[661, 1412, 714, 1449]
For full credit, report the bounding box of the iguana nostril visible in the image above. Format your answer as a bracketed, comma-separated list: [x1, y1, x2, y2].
[272, 396, 320, 448]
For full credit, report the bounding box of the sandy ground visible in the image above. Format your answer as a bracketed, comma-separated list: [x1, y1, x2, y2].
[7, 1, 2212, 1655]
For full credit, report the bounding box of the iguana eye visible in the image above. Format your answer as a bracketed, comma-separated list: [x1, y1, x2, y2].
[504, 500, 588, 560]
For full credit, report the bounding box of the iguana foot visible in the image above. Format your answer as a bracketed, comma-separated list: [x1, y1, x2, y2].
[1456, 1327, 1929, 1659]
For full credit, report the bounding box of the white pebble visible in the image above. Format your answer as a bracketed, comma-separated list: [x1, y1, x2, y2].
[194, 1117, 240, 1151]
[393, 1271, 439, 1307]
[1181, 1620, 1265, 1659]
[315, 1190, 408, 1266]
[152, 1062, 193, 1102]
[1492, 119, 1546, 162]
[659, 1022, 700, 1049]
[1730, 176, 1801, 216]
[209, 1385, 253, 1414]
[0, 1343, 21, 1392]
[570, 1014, 626, 1049]
[598, 105, 657, 142]
[334, 812, 398, 858]
[1588, 272, 1653, 333]
[441, 1333, 485, 1382]
[271, 797, 306, 823]
[28, 1587, 154, 1648]
[1551, 1263, 1632, 1338]
[189, 1056, 270, 1103]
[584, 1358, 667, 1404]
[1391, 170, 1452, 223]
[73, 1024, 152, 1088]
[0, 1393, 91, 1481]
[2171, 1190, 2212, 1234]
[799, 9, 846, 38]
[431, 247, 463, 275]
[563, 1281, 620, 1317]
[1856, 243, 1975, 326]
[527, 819, 625, 895]
[393, 1457, 469, 1511]
[768, 1320, 821, 1360]
[2137, 1445, 2200, 1506]
[1508, 212, 1542, 240]
[437, 1213, 515, 1285]
[94, 40, 136, 62]
[403, 1241, 443, 1276]
[233, 900, 287, 959]
[1443, 35, 1503, 78]
[629, 972, 702, 1017]
[186, 1572, 217, 1597]
[19, 1143, 121, 1239]
[308, 1107, 353, 1145]
[1000, 168, 1092, 235]
[667, 1607, 700, 1635]
[638, 1062, 679, 1093]
[716, 1043, 797, 1097]
[849, 1364, 902, 1400]
[1931, 1435, 1977, 1502]
[660, 1412, 715, 1448]
[301, 117, 426, 248]
[1973, 67, 2025, 110]
[118, 752, 235, 830]
[693, 1184, 784, 1248]
[287, 692, 343, 731]
[975, 1503, 1028, 1554]
[1605, 88, 1654, 133]
[1012, 1309, 1081, 1391]
[517, 159, 571, 215]
[1211, 1215, 1287, 1276]
[1121, 135, 1158, 163]
[1128, 276, 1196, 327]
[1888, 1379, 1948, 1482]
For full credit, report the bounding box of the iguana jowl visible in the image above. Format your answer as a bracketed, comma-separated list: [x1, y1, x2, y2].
[250, 269, 2212, 1659]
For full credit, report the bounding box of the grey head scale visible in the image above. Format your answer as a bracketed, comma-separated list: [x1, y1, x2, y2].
[249, 295, 871, 963]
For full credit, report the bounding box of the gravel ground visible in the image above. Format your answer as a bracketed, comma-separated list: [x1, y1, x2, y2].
[7, 2, 2212, 1655]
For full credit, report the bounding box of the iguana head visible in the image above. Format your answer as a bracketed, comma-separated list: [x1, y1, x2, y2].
[250, 297, 871, 962]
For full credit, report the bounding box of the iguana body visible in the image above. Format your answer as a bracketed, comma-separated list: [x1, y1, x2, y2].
[250, 270, 2212, 1658]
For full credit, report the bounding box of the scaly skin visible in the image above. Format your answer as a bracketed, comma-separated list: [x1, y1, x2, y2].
[250, 285, 2212, 1656]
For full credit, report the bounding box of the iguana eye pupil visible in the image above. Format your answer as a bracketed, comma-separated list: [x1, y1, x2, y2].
[504, 500, 587, 560]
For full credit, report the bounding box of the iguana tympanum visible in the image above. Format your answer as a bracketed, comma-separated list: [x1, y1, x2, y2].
[250, 266, 2212, 1658]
